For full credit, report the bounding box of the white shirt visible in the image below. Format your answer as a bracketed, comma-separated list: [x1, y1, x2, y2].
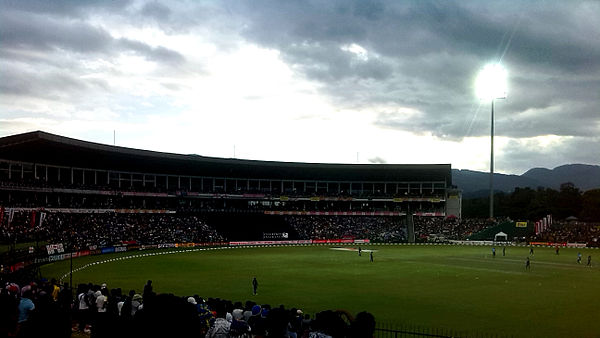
[96, 295, 107, 312]
[78, 293, 89, 310]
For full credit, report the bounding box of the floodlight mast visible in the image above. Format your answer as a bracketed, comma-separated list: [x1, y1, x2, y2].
[490, 99, 495, 219]
[476, 63, 507, 220]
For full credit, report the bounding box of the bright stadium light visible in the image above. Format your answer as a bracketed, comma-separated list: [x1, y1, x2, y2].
[475, 63, 507, 100]
[476, 63, 507, 220]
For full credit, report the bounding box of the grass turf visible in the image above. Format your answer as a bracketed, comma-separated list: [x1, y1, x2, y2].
[40, 245, 600, 337]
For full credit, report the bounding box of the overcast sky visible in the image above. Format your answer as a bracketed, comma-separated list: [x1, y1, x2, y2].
[1, 0, 598, 175]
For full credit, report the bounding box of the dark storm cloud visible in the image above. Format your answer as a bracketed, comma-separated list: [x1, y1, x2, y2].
[0, 0, 133, 18]
[281, 41, 393, 82]
[0, 10, 113, 53]
[230, 0, 599, 141]
[0, 64, 109, 101]
[0, 5, 185, 102]
[140, 2, 172, 21]
[0, 9, 185, 63]
[118, 39, 185, 65]
[0, 0, 597, 174]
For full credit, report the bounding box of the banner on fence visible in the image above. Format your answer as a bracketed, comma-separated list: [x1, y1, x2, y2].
[78, 250, 90, 257]
[229, 240, 312, 246]
[263, 232, 289, 239]
[46, 243, 65, 255]
[264, 211, 403, 216]
[101, 247, 115, 254]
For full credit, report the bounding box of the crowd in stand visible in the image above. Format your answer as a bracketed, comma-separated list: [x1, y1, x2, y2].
[1, 211, 225, 249]
[1, 278, 375, 338]
[532, 221, 600, 245]
[1, 177, 443, 200]
[5, 207, 600, 249]
[287, 216, 407, 242]
[286, 215, 495, 242]
[413, 217, 495, 240]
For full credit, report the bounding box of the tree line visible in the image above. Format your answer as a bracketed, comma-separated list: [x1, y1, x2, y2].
[462, 183, 600, 221]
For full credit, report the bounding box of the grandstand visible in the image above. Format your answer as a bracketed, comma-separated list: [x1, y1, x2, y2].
[0, 131, 455, 241]
[0, 130, 459, 337]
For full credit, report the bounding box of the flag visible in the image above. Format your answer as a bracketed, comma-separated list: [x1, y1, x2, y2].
[8, 208, 14, 225]
[0, 206, 4, 226]
[39, 212, 46, 228]
[30, 210, 36, 228]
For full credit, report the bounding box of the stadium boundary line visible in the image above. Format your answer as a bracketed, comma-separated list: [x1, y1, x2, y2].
[57, 242, 597, 282]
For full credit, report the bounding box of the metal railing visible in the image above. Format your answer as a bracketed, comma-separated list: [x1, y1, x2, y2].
[375, 322, 512, 338]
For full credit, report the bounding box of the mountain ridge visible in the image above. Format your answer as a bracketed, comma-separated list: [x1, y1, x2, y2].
[453, 164, 600, 198]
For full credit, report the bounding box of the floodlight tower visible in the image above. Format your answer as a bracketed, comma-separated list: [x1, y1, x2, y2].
[475, 63, 507, 219]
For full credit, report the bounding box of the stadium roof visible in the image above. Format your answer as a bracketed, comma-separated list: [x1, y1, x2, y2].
[0, 131, 452, 183]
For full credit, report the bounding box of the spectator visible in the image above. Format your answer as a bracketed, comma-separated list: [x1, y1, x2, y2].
[18, 290, 35, 324]
[229, 308, 251, 337]
[350, 311, 376, 338]
[205, 300, 231, 338]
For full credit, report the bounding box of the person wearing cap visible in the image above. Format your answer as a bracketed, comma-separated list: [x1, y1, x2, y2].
[7, 283, 20, 296]
[96, 290, 107, 313]
[205, 300, 230, 337]
[247, 305, 264, 336]
[242, 301, 255, 321]
[76, 284, 91, 333]
[95, 288, 110, 337]
[188, 296, 197, 305]
[131, 294, 143, 316]
[229, 308, 251, 336]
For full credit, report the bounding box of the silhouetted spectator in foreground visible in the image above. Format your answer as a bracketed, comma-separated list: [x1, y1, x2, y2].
[143, 280, 153, 298]
[350, 311, 376, 338]
[229, 308, 251, 337]
[205, 300, 230, 337]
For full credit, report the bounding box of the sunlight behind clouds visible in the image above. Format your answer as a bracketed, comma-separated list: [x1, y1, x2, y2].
[0, 1, 598, 174]
[341, 43, 369, 61]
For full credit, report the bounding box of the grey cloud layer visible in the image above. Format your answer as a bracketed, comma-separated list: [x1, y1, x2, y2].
[231, 0, 599, 139]
[227, 0, 599, 172]
[0, 4, 185, 107]
[1, 0, 598, 174]
[0, 8, 185, 63]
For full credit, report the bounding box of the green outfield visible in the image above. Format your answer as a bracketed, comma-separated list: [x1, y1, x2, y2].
[40, 245, 599, 337]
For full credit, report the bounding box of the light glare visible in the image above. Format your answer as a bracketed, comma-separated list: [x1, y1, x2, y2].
[475, 63, 507, 100]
